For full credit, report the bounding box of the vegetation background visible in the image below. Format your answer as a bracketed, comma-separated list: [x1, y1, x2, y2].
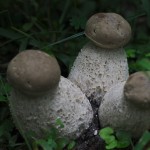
[0, 0, 150, 149]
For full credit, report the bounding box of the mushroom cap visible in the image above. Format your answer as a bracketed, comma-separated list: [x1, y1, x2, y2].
[7, 50, 61, 96]
[124, 71, 150, 108]
[85, 13, 132, 49]
[68, 43, 129, 103]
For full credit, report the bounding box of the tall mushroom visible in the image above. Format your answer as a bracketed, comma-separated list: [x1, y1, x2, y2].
[68, 13, 131, 104]
[7, 50, 93, 140]
[99, 71, 150, 138]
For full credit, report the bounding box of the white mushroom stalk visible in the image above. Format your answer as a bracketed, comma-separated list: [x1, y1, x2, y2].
[68, 13, 131, 104]
[7, 50, 93, 140]
[99, 71, 150, 138]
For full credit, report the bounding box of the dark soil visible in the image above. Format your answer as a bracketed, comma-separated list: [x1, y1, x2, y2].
[74, 96, 105, 150]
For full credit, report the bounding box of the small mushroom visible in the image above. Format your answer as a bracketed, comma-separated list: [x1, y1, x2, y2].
[68, 13, 131, 104]
[99, 71, 150, 138]
[8, 50, 93, 140]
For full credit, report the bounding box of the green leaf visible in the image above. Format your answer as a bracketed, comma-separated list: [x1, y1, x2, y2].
[99, 127, 118, 149]
[105, 139, 118, 150]
[67, 141, 76, 150]
[116, 131, 131, 148]
[57, 137, 69, 149]
[136, 58, 150, 70]
[47, 127, 58, 140]
[42, 48, 54, 56]
[146, 53, 150, 57]
[47, 138, 57, 149]
[99, 127, 114, 140]
[36, 139, 53, 150]
[55, 118, 64, 128]
[19, 38, 29, 51]
[126, 49, 136, 58]
[22, 17, 37, 32]
[22, 23, 33, 32]
[134, 131, 150, 150]
[0, 95, 7, 102]
[4, 83, 12, 94]
[104, 136, 116, 145]
[0, 27, 23, 40]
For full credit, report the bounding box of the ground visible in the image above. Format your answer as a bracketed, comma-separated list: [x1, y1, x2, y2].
[74, 97, 105, 150]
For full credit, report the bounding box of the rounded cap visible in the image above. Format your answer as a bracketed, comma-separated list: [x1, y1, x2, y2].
[124, 71, 150, 108]
[85, 13, 132, 49]
[7, 50, 61, 96]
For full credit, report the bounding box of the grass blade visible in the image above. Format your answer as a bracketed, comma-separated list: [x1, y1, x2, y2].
[134, 131, 150, 150]
[42, 31, 84, 50]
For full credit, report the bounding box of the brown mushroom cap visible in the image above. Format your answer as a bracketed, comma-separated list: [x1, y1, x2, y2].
[7, 50, 61, 96]
[124, 71, 150, 108]
[85, 13, 132, 49]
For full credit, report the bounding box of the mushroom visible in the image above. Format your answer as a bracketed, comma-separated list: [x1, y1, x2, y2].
[68, 13, 131, 104]
[8, 50, 93, 140]
[99, 71, 150, 138]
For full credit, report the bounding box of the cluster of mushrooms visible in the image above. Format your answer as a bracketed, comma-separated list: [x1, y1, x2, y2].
[7, 12, 150, 143]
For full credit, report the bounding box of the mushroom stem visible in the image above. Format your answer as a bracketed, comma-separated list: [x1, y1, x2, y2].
[99, 72, 150, 138]
[68, 42, 129, 104]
